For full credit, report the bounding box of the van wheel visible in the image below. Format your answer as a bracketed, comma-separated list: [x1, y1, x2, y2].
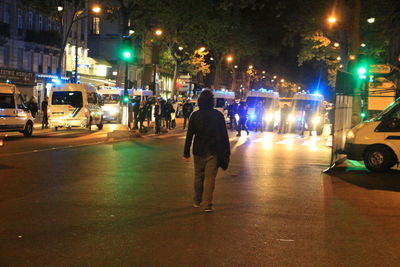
[97, 118, 103, 130]
[88, 117, 93, 131]
[23, 121, 33, 137]
[363, 146, 397, 172]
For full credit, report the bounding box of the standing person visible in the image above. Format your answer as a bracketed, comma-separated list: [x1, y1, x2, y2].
[164, 99, 173, 129]
[138, 102, 147, 133]
[182, 100, 194, 129]
[171, 100, 178, 129]
[41, 97, 49, 129]
[278, 104, 290, 134]
[226, 100, 238, 131]
[132, 98, 140, 129]
[160, 98, 167, 128]
[154, 99, 162, 134]
[236, 101, 249, 137]
[28, 96, 38, 119]
[145, 99, 153, 127]
[254, 101, 265, 132]
[183, 90, 230, 212]
[301, 104, 313, 136]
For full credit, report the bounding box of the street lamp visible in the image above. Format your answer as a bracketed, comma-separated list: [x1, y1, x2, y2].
[334, 42, 340, 47]
[367, 17, 375, 23]
[210, 57, 214, 61]
[328, 16, 337, 24]
[248, 65, 253, 69]
[226, 55, 233, 63]
[155, 29, 163, 36]
[199, 46, 206, 53]
[92, 5, 101, 13]
[280, 79, 285, 83]
[178, 46, 183, 51]
[273, 75, 277, 79]
[361, 43, 366, 47]
[234, 65, 238, 69]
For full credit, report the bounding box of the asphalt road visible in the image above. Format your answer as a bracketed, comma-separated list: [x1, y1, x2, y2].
[1, 125, 400, 266]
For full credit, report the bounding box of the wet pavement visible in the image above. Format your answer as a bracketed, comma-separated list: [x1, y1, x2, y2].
[1, 127, 399, 266]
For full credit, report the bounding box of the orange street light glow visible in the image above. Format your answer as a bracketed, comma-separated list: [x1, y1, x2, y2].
[226, 56, 233, 63]
[328, 17, 337, 24]
[155, 29, 163, 36]
[92, 6, 101, 13]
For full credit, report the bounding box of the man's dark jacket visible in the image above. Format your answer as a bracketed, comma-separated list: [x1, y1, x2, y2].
[184, 107, 230, 170]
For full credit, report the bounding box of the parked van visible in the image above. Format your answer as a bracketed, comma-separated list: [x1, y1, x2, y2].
[98, 87, 121, 122]
[345, 98, 400, 172]
[245, 89, 280, 131]
[48, 83, 103, 131]
[288, 92, 325, 135]
[0, 83, 34, 136]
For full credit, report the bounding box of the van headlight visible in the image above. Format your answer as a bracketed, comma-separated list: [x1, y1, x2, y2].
[312, 116, 321, 125]
[266, 112, 274, 121]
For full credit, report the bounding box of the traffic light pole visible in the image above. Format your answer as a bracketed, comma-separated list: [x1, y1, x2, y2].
[124, 62, 130, 127]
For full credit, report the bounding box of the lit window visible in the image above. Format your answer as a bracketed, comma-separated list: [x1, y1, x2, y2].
[92, 17, 100, 35]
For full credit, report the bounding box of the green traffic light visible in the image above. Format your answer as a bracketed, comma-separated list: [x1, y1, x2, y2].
[123, 96, 129, 103]
[361, 112, 366, 118]
[357, 67, 366, 75]
[123, 51, 132, 59]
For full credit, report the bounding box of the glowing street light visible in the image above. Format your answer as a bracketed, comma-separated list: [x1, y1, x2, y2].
[92, 5, 101, 13]
[129, 29, 135, 36]
[234, 65, 238, 69]
[367, 17, 375, 23]
[336, 56, 341, 61]
[199, 46, 206, 52]
[178, 46, 183, 51]
[328, 16, 337, 24]
[334, 42, 340, 47]
[361, 43, 366, 47]
[226, 55, 233, 63]
[280, 79, 285, 83]
[273, 75, 277, 79]
[57, 5, 64, 12]
[349, 55, 356, 60]
[155, 29, 163, 36]
[210, 57, 214, 61]
[248, 65, 253, 69]
[262, 70, 266, 74]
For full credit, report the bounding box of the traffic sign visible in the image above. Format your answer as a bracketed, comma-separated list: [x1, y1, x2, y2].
[369, 64, 391, 74]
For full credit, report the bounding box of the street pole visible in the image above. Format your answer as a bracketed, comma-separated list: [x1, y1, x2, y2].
[124, 61, 130, 127]
[75, 20, 79, 83]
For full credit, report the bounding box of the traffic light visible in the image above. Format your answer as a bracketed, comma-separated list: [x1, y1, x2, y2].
[120, 36, 133, 62]
[122, 95, 129, 103]
[354, 54, 369, 79]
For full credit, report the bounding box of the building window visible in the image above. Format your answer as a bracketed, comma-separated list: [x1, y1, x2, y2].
[28, 51, 34, 71]
[38, 53, 43, 73]
[17, 9, 23, 29]
[17, 48, 24, 70]
[28, 11, 34, 30]
[92, 17, 100, 35]
[3, 46, 9, 66]
[3, 3, 10, 24]
[39, 15, 43, 31]
[47, 18, 52, 31]
[48, 55, 52, 73]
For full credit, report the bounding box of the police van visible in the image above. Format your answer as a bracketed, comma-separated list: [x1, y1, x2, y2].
[48, 83, 103, 131]
[0, 83, 34, 137]
[345, 98, 400, 172]
[288, 92, 325, 135]
[98, 87, 121, 122]
[245, 89, 280, 131]
[214, 90, 235, 117]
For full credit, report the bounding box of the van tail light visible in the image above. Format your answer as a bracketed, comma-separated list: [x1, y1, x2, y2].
[47, 108, 51, 118]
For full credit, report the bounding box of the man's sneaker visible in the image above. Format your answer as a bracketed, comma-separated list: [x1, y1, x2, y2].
[204, 206, 213, 212]
[193, 203, 200, 208]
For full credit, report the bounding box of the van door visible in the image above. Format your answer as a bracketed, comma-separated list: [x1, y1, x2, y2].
[15, 93, 30, 127]
[380, 106, 400, 154]
[0, 92, 19, 129]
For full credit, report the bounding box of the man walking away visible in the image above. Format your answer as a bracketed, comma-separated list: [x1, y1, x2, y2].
[154, 99, 162, 134]
[254, 101, 264, 132]
[278, 104, 290, 134]
[182, 100, 193, 129]
[145, 99, 153, 127]
[164, 99, 174, 129]
[132, 98, 140, 129]
[184, 90, 230, 212]
[41, 97, 49, 129]
[236, 101, 249, 137]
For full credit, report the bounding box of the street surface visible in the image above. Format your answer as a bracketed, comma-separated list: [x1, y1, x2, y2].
[1, 123, 400, 266]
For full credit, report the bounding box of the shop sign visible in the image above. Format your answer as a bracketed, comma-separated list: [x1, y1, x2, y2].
[0, 69, 35, 85]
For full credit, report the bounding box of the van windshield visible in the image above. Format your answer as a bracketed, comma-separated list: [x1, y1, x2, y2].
[246, 97, 272, 109]
[0, 93, 15, 108]
[101, 94, 120, 104]
[52, 91, 83, 107]
[293, 100, 320, 111]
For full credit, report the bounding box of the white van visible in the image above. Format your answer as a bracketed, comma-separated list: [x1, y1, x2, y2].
[0, 83, 34, 136]
[214, 90, 235, 115]
[130, 89, 153, 103]
[98, 88, 121, 122]
[345, 98, 400, 172]
[288, 92, 325, 135]
[48, 83, 103, 131]
[245, 89, 280, 131]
